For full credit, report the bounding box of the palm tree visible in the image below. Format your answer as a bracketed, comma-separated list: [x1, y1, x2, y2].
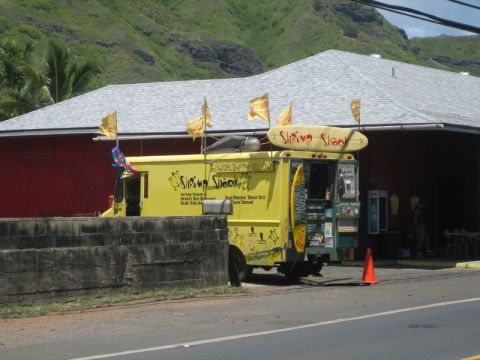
[0, 39, 100, 121]
[0, 86, 51, 119]
[0, 39, 52, 121]
[0, 38, 33, 88]
[45, 40, 99, 103]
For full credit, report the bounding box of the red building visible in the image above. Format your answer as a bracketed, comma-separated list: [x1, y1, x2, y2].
[1, 50, 479, 258]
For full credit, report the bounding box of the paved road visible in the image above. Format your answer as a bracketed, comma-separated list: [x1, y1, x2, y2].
[95, 300, 480, 360]
[1, 265, 479, 360]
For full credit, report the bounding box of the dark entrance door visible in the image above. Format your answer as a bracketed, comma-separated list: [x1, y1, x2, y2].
[125, 176, 141, 216]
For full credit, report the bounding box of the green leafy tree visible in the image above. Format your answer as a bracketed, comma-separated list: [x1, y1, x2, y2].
[0, 39, 32, 89]
[0, 38, 52, 121]
[45, 40, 100, 103]
[0, 39, 100, 121]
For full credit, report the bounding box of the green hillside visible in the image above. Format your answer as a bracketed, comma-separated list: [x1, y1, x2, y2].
[0, 0, 477, 92]
[412, 35, 480, 76]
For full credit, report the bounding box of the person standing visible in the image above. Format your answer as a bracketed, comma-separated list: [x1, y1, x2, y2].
[413, 197, 432, 258]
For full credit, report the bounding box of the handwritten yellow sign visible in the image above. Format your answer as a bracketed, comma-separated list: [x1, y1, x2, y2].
[213, 161, 274, 173]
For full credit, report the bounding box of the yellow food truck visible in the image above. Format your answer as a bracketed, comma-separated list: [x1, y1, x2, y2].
[102, 125, 368, 281]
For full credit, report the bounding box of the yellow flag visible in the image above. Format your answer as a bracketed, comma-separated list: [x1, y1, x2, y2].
[276, 103, 292, 126]
[351, 99, 361, 124]
[247, 94, 270, 122]
[100, 111, 117, 137]
[186, 116, 204, 141]
[202, 98, 213, 128]
[186, 98, 213, 141]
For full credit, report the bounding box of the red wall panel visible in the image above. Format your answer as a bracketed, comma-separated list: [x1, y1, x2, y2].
[0, 135, 206, 217]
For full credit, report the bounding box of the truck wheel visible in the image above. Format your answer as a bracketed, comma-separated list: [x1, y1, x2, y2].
[285, 272, 301, 281]
[280, 262, 310, 280]
[307, 254, 323, 276]
[228, 246, 252, 285]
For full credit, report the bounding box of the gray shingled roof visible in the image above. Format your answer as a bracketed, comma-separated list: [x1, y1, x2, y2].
[0, 49, 479, 137]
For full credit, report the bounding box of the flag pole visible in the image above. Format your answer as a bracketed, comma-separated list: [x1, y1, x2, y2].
[266, 93, 271, 129]
[202, 98, 208, 199]
[202, 97, 207, 156]
[115, 111, 119, 149]
[289, 101, 292, 125]
[358, 99, 361, 131]
[115, 112, 120, 180]
[266, 93, 272, 156]
[114, 112, 121, 180]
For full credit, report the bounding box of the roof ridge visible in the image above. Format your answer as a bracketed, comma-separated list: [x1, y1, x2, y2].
[246, 49, 339, 79]
[333, 52, 437, 123]
[105, 76, 245, 87]
[347, 50, 480, 80]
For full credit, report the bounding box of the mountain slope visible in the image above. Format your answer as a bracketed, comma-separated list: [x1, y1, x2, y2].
[0, 0, 477, 92]
[412, 35, 480, 76]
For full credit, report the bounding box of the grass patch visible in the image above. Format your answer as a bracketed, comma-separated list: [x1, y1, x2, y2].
[0, 286, 247, 319]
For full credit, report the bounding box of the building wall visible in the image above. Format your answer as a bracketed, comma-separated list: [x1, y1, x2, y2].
[359, 131, 479, 258]
[0, 135, 201, 217]
[0, 216, 228, 304]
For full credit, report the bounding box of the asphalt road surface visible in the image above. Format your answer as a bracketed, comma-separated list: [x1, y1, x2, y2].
[1, 265, 480, 360]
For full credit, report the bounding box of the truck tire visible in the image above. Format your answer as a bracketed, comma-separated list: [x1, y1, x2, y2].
[279, 262, 310, 280]
[228, 246, 252, 285]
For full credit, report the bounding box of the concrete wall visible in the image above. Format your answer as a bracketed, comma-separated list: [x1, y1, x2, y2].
[0, 216, 228, 304]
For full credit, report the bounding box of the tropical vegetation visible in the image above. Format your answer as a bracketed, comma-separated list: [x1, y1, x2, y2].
[0, 39, 99, 120]
[0, 0, 478, 121]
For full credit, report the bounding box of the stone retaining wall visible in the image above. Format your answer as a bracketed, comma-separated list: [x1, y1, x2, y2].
[0, 216, 228, 304]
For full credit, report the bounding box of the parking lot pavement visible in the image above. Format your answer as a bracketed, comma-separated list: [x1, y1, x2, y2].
[242, 261, 480, 290]
[343, 259, 480, 270]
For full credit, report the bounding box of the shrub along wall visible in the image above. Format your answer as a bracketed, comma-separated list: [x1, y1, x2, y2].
[0, 216, 228, 304]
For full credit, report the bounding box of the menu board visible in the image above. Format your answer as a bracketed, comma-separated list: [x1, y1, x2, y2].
[294, 185, 306, 224]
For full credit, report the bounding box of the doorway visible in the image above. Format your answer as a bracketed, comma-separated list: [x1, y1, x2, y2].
[125, 176, 141, 216]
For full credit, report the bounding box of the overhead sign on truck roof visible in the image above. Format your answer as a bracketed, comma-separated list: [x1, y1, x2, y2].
[267, 125, 368, 152]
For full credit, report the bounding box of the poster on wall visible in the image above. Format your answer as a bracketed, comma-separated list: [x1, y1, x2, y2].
[324, 236, 334, 248]
[324, 222, 333, 237]
[368, 194, 379, 234]
[368, 190, 388, 234]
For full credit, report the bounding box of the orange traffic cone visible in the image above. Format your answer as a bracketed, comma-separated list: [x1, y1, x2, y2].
[362, 248, 379, 284]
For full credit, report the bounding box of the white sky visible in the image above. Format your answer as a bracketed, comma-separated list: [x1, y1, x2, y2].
[378, 0, 479, 37]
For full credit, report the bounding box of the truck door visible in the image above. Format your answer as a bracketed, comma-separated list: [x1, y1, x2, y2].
[125, 175, 141, 216]
[112, 178, 126, 216]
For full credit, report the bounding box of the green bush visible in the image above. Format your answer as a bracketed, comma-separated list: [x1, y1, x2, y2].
[18, 24, 41, 40]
